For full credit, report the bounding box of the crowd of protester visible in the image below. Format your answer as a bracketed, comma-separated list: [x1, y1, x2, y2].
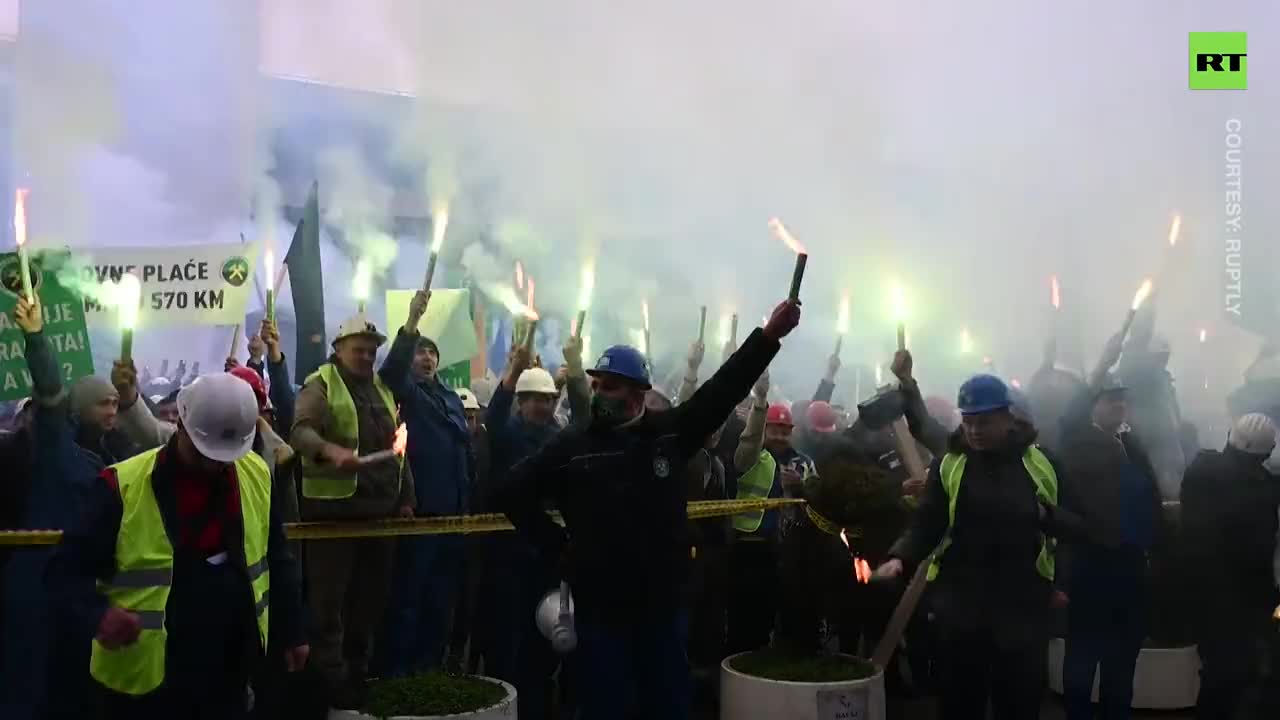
[0, 287, 1277, 720]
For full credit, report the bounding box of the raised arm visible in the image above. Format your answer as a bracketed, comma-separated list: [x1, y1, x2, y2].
[675, 300, 799, 454]
[111, 359, 175, 450]
[813, 351, 839, 403]
[262, 319, 296, 436]
[678, 340, 706, 405]
[561, 334, 591, 426]
[378, 290, 430, 401]
[734, 369, 770, 473]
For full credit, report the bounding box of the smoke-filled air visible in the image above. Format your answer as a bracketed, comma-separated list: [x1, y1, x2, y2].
[7, 0, 1279, 440]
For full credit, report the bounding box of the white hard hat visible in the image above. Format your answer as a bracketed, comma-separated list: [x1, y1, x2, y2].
[515, 368, 558, 395]
[1229, 413, 1277, 455]
[456, 387, 480, 411]
[177, 374, 259, 463]
[332, 313, 387, 348]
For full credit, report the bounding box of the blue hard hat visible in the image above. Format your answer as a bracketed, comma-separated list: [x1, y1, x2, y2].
[957, 374, 1011, 416]
[587, 345, 652, 389]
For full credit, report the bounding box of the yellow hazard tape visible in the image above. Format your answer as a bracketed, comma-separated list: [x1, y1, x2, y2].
[0, 498, 805, 546]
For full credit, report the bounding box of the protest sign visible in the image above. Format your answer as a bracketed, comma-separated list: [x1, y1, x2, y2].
[0, 250, 96, 400]
[385, 288, 477, 370]
[72, 241, 259, 328]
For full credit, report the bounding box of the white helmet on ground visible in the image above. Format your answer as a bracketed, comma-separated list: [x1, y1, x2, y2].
[1229, 413, 1277, 456]
[515, 368, 558, 395]
[331, 313, 387, 348]
[177, 374, 259, 463]
[456, 387, 481, 410]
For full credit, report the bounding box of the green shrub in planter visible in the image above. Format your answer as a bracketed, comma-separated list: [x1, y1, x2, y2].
[364, 672, 507, 719]
[729, 648, 877, 682]
[770, 453, 908, 662]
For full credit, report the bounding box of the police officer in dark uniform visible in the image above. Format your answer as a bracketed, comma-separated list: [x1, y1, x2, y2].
[498, 299, 801, 720]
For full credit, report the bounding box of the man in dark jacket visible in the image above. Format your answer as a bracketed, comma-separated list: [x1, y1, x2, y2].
[378, 290, 471, 676]
[0, 296, 106, 720]
[1057, 363, 1162, 720]
[877, 373, 1085, 720]
[498, 299, 800, 720]
[1182, 412, 1280, 719]
[46, 374, 308, 719]
[478, 336, 588, 720]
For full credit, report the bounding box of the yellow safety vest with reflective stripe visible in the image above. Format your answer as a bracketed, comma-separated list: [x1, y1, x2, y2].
[300, 363, 400, 499]
[732, 450, 778, 534]
[927, 446, 1058, 582]
[89, 447, 272, 696]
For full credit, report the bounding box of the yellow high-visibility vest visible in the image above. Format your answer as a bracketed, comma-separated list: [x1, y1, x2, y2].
[89, 447, 272, 696]
[732, 450, 778, 534]
[300, 363, 400, 499]
[927, 446, 1058, 582]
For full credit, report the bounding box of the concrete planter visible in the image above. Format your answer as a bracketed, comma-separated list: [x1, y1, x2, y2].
[329, 677, 516, 720]
[1048, 638, 1200, 710]
[720, 652, 885, 720]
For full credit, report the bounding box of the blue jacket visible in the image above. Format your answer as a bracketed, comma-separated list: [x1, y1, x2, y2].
[0, 331, 102, 719]
[379, 329, 472, 515]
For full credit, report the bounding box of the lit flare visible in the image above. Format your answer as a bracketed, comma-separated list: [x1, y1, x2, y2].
[768, 217, 806, 254]
[1167, 213, 1181, 248]
[837, 293, 851, 335]
[1131, 278, 1153, 311]
[393, 423, 408, 457]
[430, 201, 450, 252]
[1050, 275, 1061, 309]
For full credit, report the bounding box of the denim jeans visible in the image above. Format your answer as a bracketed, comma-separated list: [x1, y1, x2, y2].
[575, 607, 690, 720]
[1063, 549, 1147, 720]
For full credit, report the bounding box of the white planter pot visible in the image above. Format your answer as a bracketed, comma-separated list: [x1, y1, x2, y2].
[720, 652, 885, 720]
[329, 677, 516, 720]
[1048, 638, 1200, 710]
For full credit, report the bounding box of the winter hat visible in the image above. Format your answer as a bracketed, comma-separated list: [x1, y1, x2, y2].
[1228, 413, 1277, 456]
[70, 376, 119, 420]
[416, 336, 440, 356]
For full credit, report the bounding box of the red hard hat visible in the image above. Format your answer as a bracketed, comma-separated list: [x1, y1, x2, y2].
[806, 401, 838, 433]
[766, 403, 794, 426]
[228, 366, 268, 413]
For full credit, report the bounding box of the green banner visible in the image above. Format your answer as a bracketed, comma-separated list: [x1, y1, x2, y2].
[437, 360, 472, 390]
[0, 250, 96, 401]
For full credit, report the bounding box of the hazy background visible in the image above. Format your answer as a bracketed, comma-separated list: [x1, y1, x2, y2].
[5, 0, 1276, 433]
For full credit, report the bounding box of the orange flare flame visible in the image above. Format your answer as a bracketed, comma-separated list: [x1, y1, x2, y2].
[1050, 275, 1060, 309]
[1168, 214, 1181, 247]
[854, 557, 872, 585]
[768, 217, 806, 254]
[839, 530, 873, 584]
[515, 261, 525, 290]
[393, 423, 408, 457]
[526, 277, 536, 313]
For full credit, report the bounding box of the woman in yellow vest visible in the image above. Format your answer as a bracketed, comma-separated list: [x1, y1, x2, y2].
[874, 374, 1085, 720]
[46, 373, 308, 719]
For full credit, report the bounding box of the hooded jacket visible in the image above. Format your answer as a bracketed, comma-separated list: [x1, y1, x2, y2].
[379, 329, 470, 515]
[1181, 445, 1280, 620]
[888, 425, 1085, 646]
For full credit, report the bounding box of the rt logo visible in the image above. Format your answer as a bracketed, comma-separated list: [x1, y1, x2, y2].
[1189, 32, 1247, 90]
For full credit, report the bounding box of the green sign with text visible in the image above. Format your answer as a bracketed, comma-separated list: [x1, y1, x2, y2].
[0, 251, 96, 401]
